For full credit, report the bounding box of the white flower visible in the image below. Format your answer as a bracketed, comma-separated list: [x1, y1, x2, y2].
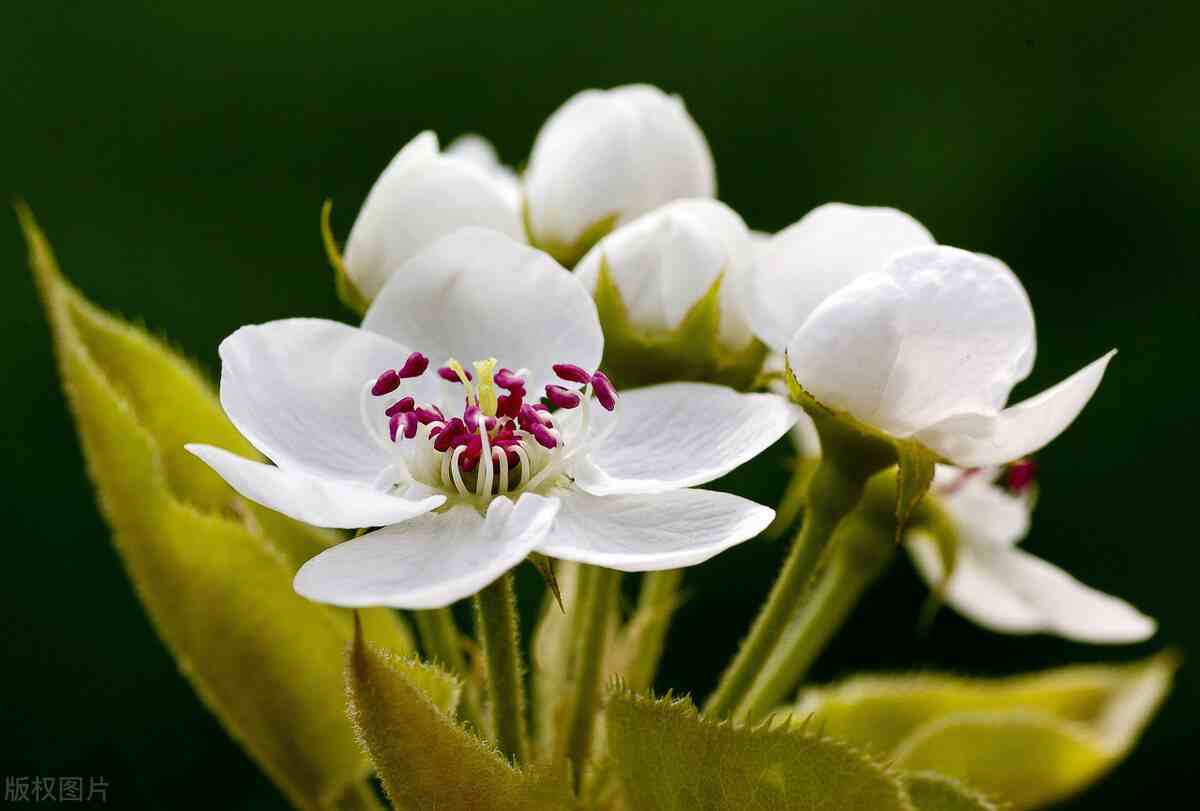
[574, 198, 757, 350]
[749, 202, 1114, 467]
[343, 132, 524, 300]
[188, 228, 795, 609]
[523, 84, 716, 261]
[908, 466, 1155, 643]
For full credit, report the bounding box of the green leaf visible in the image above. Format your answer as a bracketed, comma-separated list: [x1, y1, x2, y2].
[321, 199, 371, 316]
[606, 688, 914, 811]
[901, 772, 1000, 811]
[793, 654, 1176, 809]
[593, 260, 767, 391]
[22, 206, 413, 810]
[348, 618, 573, 810]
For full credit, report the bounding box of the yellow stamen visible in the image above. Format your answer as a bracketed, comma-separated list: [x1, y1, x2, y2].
[474, 357, 499, 417]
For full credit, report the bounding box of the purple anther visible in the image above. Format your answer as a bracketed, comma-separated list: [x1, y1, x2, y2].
[529, 422, 558, 449]
[438, 365, 471, 382]
[372, 369, 400, 396]
[497, 393, 523, 419]
[591, 371, 617, 411]
[545, 384, 582, 409]
[464, 404, 482, 428]
[402, 411, 419, 440]
[1006, 458, 1038, 494]
[494, 368, 525, 390]
[385, 396, 415, 417]
[388, 413, 401, 442]
[413, 405, 444, 424]
[518, 403, 547, 432]
[553, 363, 592, 384]
[397, 352, 429, 378]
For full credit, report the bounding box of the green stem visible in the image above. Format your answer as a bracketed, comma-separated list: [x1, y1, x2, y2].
[412, 608, 483, 730]
[618, 569, 683, 692]
[737, 517, 896, 722]
[703, 457, 875, 719]
[473, 574, 530, 763]
[562, 564, 620, 790]
[333, 778, 384, 811]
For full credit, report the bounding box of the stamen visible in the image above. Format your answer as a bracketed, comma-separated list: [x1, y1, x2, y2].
[397, 352, 429, 378]
[385, 396, 415, 417]
[494, 446, 510, 494]
[494, 368, 526, 391]
[1006, 458, 1038, 494]
[591, 371, 617, 411]
[475, 413, 494, 497]
[545, 384, 582, 409]
[450, 446, 469, 495]
[553, 363, 592, 384]
[372, 369, 400, 396]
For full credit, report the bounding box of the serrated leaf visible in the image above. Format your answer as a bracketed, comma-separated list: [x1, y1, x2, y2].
[606, 688, 913, 811]
[593, 261, 766, 391]
[793, 654, 1176, 809]
[22, 206, 413, 810]
[348, 619, 573, 810]
[902, 772, 1000, 811]
[321, 199, 370, 316]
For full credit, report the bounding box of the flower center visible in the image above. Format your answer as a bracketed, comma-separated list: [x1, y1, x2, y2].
[360, 352, 617, 503]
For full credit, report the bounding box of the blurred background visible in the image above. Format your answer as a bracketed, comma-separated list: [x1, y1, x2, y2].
[3, 1, 1196, 807]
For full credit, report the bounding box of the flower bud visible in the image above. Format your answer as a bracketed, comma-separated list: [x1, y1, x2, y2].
[524, 84, 716, 266]
[575, 199, 765, 389]
[344, 131, 524, 300]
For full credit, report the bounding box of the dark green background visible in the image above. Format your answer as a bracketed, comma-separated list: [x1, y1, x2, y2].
[3, 2, 1195, 807]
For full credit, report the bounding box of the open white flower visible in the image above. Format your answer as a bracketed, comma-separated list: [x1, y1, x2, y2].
[575, 198, 756, 351]
[749, 203, 1114, 467]
[188, 228, 795, 608]
[909, 465, 1155, 643]
[524, 84, 716, 263]
[344, 131, 524, 300]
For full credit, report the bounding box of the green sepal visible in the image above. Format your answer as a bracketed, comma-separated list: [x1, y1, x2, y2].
[321, 199, 371, 316]
[593, 260, 768, 391]
[784, 358, 941, 537]
[348, 618, 573, 810]
[529, 553, 565, 613]
[792, 653, 1177, 810]
[901, 772, 1001, 811]
[523, 199, 618, 269]
[606, 687, 914, 811]
[21, 205, 414, 810]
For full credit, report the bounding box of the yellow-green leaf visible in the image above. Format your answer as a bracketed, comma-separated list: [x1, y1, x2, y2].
[22, 205, 413, 810]
[902, 772, 1000, 811]
[606, 688, 913, 811]
[793, 654, 1176, 809]
[348, 619, 573, 810]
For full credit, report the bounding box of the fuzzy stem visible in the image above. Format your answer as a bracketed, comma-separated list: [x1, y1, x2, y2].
[473, 574, 529, 763]
[412, 607, 483, 730]
[562, 564, 620, 790]
[619, 569, 683, 692]
[703, 457, 875, 719]
[333, 778, 384, 811]
[737, 516, 896, 721]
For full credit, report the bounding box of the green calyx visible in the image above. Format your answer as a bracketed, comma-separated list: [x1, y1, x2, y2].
[594, 259, 768, 392]
[321, 199, 371, 316]
[523, 201, 618, 269]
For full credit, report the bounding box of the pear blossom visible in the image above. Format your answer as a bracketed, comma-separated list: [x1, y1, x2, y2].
[749, 202, 1114, 467]
[574, 198, 757, 350]
[187, 228, 795, 609]
[908, 465, 1155, 643]
[524, 84, 716, 263]
[343, 131, 524, 300]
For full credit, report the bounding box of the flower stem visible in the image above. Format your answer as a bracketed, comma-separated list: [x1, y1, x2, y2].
[412, 607, 483, 730]
[737, 515, 896, 722]
[333, 778, 384, 811]
[617, 569, 683, 692]
[473, 573, 530, 763]
[562, 564, 620, 790]
[703, 456, 877, 719]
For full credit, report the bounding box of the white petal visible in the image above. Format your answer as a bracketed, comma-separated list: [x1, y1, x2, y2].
[786, 247, 1037, 437]
[910, 540, 1155, 643]
[218, 318, 438, 481]
[749, 203, 935, 353]
[936, 469, 1030, 547]
[344, 131, 525, 299]
[538, 487, 773, 571]
[916, 351, 1115, 467]
[445, 133, 522, 212]
[293, 493, 560, 609]
[362, 228, 603, 395]
[572, 383, 797, 495]
[186, 444, 444, 529]
[524, 84, 715, 252]
[576, 198, 756, 348]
